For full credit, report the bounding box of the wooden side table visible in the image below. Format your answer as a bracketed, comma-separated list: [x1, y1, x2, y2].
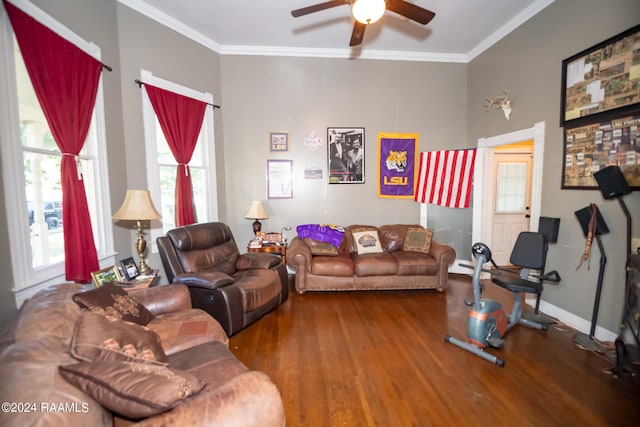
[118, 269, 161, 292]
[247, 243, 287, 265]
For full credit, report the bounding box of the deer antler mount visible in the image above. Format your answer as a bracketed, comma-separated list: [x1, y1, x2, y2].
[485, 89, 512, 120]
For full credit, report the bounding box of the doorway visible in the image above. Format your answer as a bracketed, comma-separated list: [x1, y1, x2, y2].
[491, 143, 534, 265]
[471, 122, 546, 266]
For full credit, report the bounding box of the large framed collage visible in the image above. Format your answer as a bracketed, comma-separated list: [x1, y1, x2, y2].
[560, 24, 640, 190]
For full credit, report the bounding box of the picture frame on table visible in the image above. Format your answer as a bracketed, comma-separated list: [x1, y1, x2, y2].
[327, 127, 365, 184]
[91, 266, 121, 288]
[119, 257, 140, 280]
[560, 24, 640, 126]
[269, 131, 289, 152]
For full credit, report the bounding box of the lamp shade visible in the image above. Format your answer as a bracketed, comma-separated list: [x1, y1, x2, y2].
[244, 201, 269, 220]
[352, 0, 386, 24]
[113, 190, 162, 221]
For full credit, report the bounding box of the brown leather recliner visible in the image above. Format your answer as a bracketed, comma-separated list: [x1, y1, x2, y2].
[157, 222, 288, 336]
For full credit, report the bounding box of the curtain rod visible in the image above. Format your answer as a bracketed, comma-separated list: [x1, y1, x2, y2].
[102, 64, 112, 72]
[134, 79, 220, 109]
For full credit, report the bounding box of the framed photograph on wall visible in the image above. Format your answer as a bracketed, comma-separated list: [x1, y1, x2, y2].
[267, 159, 293, 199]
[560, 24, 640, 126]
[269, 131, 289, 152]
[327, 127, 365, 184]
[562, 111, 640, 189]
[91, 266, 121, 288]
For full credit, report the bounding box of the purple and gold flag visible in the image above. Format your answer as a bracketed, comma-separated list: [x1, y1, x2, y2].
[378, 133, 418, 199]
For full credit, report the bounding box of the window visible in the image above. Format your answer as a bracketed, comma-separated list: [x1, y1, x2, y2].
[495, 161, 528, 213]
[0, 0, 113, 301]
[141, 70, 218, 247]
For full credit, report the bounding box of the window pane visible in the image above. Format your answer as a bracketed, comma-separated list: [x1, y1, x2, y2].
[159, 165, 176, 232]
[190, 167, 207, 221]
[23, 151, 64, 267]
[156, 122, 207, 233]
[155, 119, 204, 166]
[495, 162, 527, 213]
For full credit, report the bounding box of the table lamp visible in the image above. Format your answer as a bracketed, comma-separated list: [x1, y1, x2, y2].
[244, 200, 269, 234]
[113, 189, 162, 275]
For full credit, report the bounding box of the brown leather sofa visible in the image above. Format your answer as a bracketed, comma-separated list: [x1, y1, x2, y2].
[157, 222, 288, 336]
[287, 224, 456, 294]
[0, 282, 285, 427]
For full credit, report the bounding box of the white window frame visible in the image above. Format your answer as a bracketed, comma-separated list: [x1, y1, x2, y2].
[0, 0, 114, 306]
[140, 69, 218, 252]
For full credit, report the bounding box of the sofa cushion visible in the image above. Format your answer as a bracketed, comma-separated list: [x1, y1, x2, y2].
[303, 238, 339, 256]
[352, 230, 384, 254]
[73, 283, 155, 326]
[59, 361, 205, 419]
[71, 311, 168, 365]
[352, 252, 398, 276]
[232, 269, 282, 312]
[146, 308, 229, 355]
[392, 251, 439, 275]
[403, 227, 434, 253]
[311, 254, 355, 277]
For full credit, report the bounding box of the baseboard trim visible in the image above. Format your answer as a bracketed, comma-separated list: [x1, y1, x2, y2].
[526, 297, 618, 342]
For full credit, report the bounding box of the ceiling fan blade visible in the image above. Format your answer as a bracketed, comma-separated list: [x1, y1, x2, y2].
[291, 0, 347, 18]
[386, 0, 436, 25]
[349, 21, 366, 47]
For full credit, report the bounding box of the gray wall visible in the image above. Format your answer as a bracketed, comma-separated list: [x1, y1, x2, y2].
[467, 0, 640, 333]
[219, 56, 468, 246]
[115, 3, 224, 269]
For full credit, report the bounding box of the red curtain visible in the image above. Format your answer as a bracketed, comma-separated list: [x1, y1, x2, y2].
[4, 0, 102, 282]
[145, 84, 207, 226]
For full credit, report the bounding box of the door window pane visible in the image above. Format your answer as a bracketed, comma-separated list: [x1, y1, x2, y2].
[495, 162, 527, 213]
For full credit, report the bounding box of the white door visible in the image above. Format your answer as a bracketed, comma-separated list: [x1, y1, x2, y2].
[471, 123, 545, 276]
[491, 152, 533, 266]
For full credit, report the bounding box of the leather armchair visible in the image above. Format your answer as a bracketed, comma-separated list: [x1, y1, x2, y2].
[157, 222, 288, 335]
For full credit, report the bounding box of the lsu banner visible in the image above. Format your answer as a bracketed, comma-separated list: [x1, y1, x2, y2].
[415, 149, 476, 208]
[378, 133, 418, 199]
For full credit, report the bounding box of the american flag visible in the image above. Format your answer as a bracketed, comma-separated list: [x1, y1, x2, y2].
[414, 149, 477, 208]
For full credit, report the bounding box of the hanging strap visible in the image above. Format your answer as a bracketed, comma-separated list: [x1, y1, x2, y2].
[576, 203, 598, 271]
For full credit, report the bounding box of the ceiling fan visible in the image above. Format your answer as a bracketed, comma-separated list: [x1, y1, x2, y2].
[291, 0, 436, 47]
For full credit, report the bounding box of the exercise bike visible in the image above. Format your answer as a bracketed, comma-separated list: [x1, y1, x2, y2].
[444, 242, 548, 367]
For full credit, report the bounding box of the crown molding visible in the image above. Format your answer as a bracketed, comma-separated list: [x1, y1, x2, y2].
[220, 44, 468, 63]
[118, 0, 222, 53]
[119, 0, 555, 64]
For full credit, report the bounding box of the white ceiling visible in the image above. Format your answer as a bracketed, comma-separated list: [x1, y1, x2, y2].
[121, 0, 555, 62]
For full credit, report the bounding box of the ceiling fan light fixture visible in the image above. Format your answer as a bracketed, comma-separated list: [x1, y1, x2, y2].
[352, 0, 386, 25]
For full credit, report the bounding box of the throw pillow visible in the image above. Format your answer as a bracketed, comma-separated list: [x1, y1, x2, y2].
[59, 361, 206, 419]
[352, 230, 384, 254]
[71, 311, 168, 365]
[303, 238, 339, 256]
[73, 283, 155, 325]
[403, 227, 434, 253]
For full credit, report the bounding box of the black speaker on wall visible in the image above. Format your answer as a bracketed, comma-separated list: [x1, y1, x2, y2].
[593, 165, 630, 200]
[539, 217, 560, 243]
[575, 205, 609, 237]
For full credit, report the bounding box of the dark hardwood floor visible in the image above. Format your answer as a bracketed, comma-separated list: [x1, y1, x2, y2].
[229, 274, 639, 426]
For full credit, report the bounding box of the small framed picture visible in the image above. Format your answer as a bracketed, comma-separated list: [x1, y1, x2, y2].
[91, 266, 122, 288]
[119, 257, 140, 280]
[269, 131, 289, 152]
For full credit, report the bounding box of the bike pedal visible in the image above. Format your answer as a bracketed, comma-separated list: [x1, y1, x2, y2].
[487, 337, 504, 348]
